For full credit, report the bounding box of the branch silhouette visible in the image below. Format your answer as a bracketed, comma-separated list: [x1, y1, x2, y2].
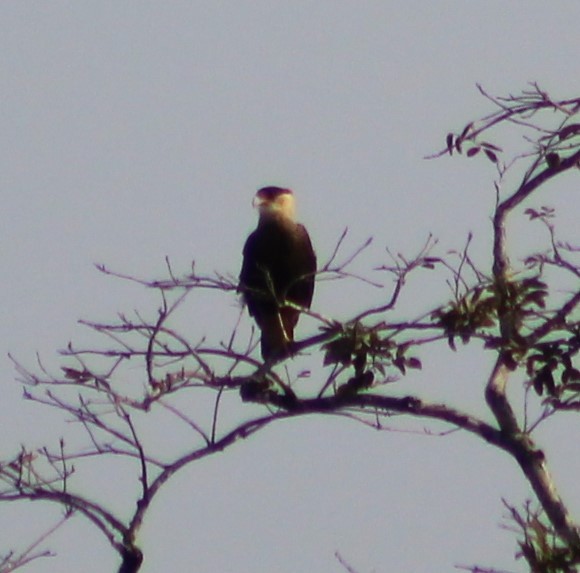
[3, 85, 580, 572]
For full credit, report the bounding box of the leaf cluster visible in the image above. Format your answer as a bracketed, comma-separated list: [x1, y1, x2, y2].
[433, 277, 550, 352]
[445, 123, 502, 163]
[506, 502, 580, 573]
[526, 329, 580, 398]
[321, 322, 421, 395]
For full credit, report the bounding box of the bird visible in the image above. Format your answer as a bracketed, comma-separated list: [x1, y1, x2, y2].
[239, 186, 316, 360]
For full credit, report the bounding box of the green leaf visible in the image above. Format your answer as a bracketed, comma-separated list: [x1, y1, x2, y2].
[406, 357, 422, 370]
[484, 149, 498, 163]
[448, 336, 457, 351]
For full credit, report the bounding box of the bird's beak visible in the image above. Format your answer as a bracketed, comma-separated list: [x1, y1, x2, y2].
[252, 196, 264, 209]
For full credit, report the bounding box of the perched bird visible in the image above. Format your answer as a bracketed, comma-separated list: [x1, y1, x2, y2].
[239, 187, 316, 360]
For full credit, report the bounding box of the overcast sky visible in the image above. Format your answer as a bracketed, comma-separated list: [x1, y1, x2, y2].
[1, 3, 579, 572]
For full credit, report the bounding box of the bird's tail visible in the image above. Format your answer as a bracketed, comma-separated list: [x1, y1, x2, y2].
[259, 308, 299, 360]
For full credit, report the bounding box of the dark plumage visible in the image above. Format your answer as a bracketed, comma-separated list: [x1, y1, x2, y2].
[239, 187, 316, 360]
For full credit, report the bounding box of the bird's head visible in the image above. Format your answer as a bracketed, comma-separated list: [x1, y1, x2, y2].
[253, 186, 296, 223]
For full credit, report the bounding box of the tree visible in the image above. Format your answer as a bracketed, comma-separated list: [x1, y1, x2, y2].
[2, 85, 579, 573]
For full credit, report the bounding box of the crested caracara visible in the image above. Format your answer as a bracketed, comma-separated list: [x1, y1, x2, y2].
[239, 187, 316, 360]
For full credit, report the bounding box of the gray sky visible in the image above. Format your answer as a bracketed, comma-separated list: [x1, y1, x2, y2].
[1, 2, 579, 572]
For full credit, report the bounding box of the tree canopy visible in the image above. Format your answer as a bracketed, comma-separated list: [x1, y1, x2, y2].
[2, 85, 579, 573]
